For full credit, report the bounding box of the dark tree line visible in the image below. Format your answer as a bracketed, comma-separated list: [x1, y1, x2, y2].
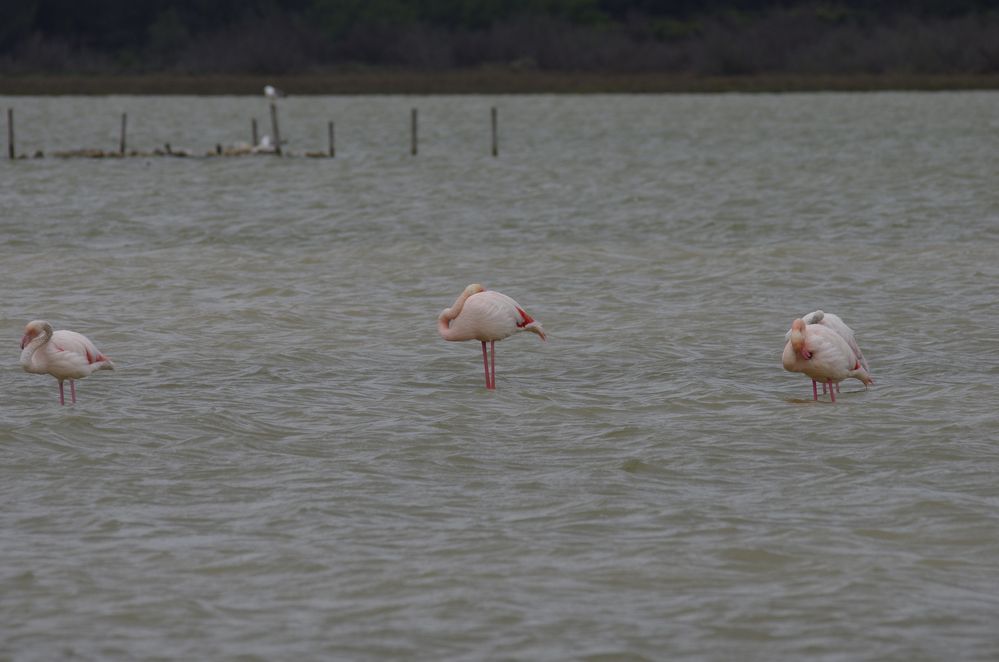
[2, 0, 999, 74]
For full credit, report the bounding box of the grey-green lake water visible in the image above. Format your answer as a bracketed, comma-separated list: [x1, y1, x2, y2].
[2, 92, 998, 660]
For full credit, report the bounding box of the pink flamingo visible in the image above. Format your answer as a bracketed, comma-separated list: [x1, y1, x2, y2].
[785, 310, 873, 395]
[800, 310, 870, 373]
[20, 320, 115, 405]
[438, 284, 546, 389]
[782, 318, 872, 402]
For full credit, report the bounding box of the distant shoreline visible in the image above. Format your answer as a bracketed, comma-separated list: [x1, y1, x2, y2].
[3, 71, 999, 95]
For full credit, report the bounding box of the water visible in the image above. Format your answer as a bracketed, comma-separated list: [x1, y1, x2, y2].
[2, 92, 999, 660]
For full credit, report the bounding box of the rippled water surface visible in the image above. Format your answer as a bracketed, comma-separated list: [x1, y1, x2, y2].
[2, 92, 999, 660]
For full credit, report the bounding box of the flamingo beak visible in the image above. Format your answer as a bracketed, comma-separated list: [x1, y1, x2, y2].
[20, 333, 30, 349]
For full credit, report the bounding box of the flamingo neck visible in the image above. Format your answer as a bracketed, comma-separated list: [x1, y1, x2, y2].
[437, 312, 458, 340]
[20, 325, 52, 369]
[438, 288, 477, 340]
[790, 328, 811, 360]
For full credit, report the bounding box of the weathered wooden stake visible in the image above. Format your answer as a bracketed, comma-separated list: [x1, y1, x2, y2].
[328, 121, 335, 157]
[119, 112, 127, 155]
[410, 108, 418, 156]
[491, 106, 498, 157]
[251, 118, 258, 146]
[269, 103, 282, 156]
[7, 108, 14, 159]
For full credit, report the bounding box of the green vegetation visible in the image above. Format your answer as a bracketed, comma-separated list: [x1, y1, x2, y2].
[5, 71, 999, 96]
[1, 1, 998, 86]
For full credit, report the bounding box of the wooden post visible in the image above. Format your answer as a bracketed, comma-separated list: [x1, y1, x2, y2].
[119, 113, 127, 155]
[491, 106, 498, 157]
[269, 103, 282, 156]
[328, 121, 335, 157]
[7, 108, 13, 159]
[251, 118, 258, 146]
[410, 108, 418, 156]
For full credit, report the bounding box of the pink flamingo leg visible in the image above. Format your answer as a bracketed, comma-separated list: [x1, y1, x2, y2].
[70, 380, 77, 404]
[489, 341, 496, 389]
[828, 379, 836, 403]
[812, 380, 818, 400]
[58, 381, 66, 406]
[481, 341, 491, 389]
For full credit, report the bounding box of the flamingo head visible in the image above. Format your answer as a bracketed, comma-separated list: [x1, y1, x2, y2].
[463, 283, 485, 297]
[789, 318, 811, 359]
[802, 310, 825, 325]
[21, 320, 51, 349]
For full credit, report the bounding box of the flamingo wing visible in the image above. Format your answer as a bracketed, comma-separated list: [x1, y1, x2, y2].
[51, 330, 108, 365]
[448, 291, 518, 341]
[813, 313, 870, 373]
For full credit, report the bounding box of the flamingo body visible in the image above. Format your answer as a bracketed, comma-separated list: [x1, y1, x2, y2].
[438, 284, 545, 389]
[801, 310, 870, 373]
[20, 320, 114, 405]
[782, 318, 871, 402]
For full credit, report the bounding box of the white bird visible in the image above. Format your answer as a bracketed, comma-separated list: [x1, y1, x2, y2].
[252, 135, 277, 154]
[264, 85, 285, 100]
[20, 320, 115, 405]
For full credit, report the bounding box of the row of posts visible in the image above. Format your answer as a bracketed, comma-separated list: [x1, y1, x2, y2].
[6, 106, 501, 159]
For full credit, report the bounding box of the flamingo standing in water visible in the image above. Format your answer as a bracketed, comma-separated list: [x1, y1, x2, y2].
[438, 284, 546, 389]
[782, 318, 872, 402]
[20, 320, 115, 405]
[785, 310, 873, 396]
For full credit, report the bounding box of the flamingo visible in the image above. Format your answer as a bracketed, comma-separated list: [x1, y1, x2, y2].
[20, 320, 115, 405]
[800, 310, 870, 372]
[785, 310, 872, 395]
[782, 318, 872, 402]
[438, 284, 546, 389]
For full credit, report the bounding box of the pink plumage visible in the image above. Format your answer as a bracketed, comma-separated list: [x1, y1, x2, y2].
[438, 284, 546, 389]
[800, 310, 870, 373]
[782, 318, 872, 402]
[20, 320, 115, 405]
